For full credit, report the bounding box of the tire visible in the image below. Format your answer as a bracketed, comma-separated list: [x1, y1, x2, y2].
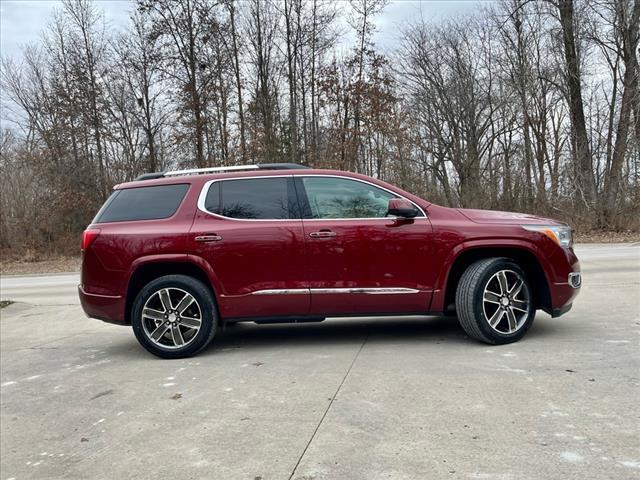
[455, 258, 535, 345]
[131, 275, 218, 359]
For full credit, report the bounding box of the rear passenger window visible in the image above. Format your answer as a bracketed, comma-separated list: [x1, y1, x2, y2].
[204, 182, 220, 213]
[203, 178, 295, 220]
[94, 184, 189, 223]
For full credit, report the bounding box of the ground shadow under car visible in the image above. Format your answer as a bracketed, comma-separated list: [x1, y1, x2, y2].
[102, 313, 570, 359]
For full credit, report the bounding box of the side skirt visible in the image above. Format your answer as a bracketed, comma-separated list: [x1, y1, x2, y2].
[224, 311, 433, 324]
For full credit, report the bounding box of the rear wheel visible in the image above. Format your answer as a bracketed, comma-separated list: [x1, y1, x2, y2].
[131, 275, 217, 358]
[455, 258, 535, 344]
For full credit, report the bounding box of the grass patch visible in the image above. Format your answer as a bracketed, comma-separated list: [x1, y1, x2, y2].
[0, 255, 80, 275]
[0, 300, 14, 309]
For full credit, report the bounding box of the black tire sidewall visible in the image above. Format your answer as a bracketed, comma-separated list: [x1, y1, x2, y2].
[131, 275, 217, 359]
[472, 260, 535, 344]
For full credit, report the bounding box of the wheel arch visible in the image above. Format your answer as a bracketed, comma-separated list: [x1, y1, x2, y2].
[437, 242, 552, 314]
[124, 255, 221, 325]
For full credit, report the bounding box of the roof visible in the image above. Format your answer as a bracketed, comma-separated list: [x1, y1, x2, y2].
[111, 166, 433, 209]
[115, 166, 354, 189]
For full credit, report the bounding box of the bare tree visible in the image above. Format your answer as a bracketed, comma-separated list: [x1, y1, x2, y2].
[557, 0, 597, 208]
[244, 0, 280, 161]
[139, 0, 216, 167]
[2, 0, 639, 257]
[600, 0, 640, 225]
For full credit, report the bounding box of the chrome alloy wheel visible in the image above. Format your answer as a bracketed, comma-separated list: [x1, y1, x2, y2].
[482, 269, 531, 334]
[141, 288, 202, 350]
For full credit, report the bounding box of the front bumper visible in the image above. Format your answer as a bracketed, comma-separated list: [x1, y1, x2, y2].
[550, 302, 573, 318]
[78, 286, 126, 324]
[545, 267, 581, 318]
[541, 243, 581, 318]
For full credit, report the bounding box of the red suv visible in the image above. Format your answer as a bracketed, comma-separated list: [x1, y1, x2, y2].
[79, 164, 581, 358]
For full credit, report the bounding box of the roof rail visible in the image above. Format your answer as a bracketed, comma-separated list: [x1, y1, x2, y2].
[134, 163, 310, 181]
[135, 172, 165, 181]
[258, 163, 311, 170]
[164, 165, 260, 176]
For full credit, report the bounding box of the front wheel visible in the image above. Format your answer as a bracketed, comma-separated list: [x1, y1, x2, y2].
[455, 258, 535, 344]
[131, 275, 217, 359]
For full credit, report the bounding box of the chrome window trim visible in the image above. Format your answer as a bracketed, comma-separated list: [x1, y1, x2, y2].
[197, 173, 427, 221]
[248, 287, 420, 295]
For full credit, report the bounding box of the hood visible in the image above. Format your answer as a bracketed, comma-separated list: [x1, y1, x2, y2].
[457, 208, 561, 225]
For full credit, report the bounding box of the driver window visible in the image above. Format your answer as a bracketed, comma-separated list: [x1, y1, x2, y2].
[301, 177, 397, 219]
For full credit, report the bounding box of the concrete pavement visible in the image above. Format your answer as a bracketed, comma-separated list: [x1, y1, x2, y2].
[1, 244, 639, 479]
[1, 273, 80, 306]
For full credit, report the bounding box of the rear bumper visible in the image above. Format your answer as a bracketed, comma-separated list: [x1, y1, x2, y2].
[78, 286, 126, 324]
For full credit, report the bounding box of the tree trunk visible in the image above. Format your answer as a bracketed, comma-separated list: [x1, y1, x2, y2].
[284, 0, 298, 163]
[603, 0, 640, 226]
[228, 1, 246, 162]
[558, 0, 596, 208]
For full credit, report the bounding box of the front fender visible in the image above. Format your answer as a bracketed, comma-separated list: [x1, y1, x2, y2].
[429, 238, 553, 313]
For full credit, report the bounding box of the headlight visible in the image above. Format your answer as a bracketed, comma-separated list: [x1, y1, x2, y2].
[522, 225, 573, 248]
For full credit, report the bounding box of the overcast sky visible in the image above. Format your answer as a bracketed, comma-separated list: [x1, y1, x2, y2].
[1, 0, 489, 59]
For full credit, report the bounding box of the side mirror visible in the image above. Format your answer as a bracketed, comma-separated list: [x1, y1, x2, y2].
[387, 198, 419, 218]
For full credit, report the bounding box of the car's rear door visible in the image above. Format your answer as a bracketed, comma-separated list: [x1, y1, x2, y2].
[296, 175, 433, 316]
[190, 175, 309, 319]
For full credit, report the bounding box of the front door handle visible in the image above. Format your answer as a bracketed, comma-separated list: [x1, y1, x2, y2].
[195, 234, 223, 242]
[309, 230, 336, 238]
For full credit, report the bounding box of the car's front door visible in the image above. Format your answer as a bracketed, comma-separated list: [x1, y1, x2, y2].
[190, 176, 309, 319]
[297, 175, 433, 316]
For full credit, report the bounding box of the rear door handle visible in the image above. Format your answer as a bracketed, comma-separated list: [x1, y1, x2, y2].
[309, 230, 336, 238]
[195, 234, 223, 242]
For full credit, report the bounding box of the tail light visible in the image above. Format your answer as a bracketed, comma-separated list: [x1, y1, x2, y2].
[81, 229, 101, 251]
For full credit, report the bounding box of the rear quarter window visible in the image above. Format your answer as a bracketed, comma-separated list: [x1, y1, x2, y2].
[94, 184, 189, 223]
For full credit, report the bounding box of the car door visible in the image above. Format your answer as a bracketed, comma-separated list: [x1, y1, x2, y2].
[190, 175, 309, 319]
[296, 175, 433, 316]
